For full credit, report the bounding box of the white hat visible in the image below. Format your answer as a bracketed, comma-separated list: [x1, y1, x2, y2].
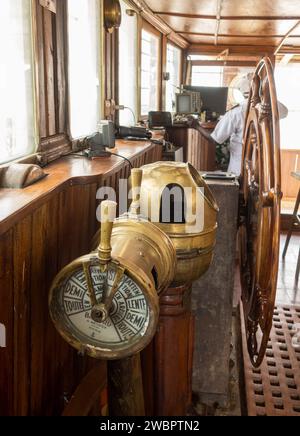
[236, 73, 253, 96]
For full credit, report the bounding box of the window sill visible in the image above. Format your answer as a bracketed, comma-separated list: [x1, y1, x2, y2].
[0, 137, 160, 236]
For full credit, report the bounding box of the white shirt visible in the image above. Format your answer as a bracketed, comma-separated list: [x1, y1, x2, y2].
[211, 100, 288, 176]
[211, 101, 248, 176]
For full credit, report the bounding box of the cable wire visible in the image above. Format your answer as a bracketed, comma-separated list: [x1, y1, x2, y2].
[123, 107, 137, 126]
[108, 152, 133, 168]
[61, 150, 133, 168]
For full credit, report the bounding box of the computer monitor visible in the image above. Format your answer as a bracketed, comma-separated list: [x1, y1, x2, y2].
[184, 86, 228, 116]
[176, 92, 202, 114]
[148, 111, 173, 129]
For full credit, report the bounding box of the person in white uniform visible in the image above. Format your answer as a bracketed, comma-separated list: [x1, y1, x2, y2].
[211, 99, 248, 175]
[199, 74, 288, 176]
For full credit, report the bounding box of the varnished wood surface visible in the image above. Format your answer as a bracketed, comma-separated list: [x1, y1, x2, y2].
[146, 0, 300, 18]
[0, 140, 160, 237]
[144, 0, 300, 55]
[62, 362, 107, 416]
[167, 122, 216, 171]
[281, 150, 300, 200]
[292, 171, 300, 181]
[141, 283, 194, 416]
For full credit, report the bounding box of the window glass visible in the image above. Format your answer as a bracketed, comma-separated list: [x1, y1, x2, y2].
[275, 64, 300, 150]
[141, 29, 159, 116]
[191, 64, 254, 110]
[68, 0, 101, 138]
[192, 65, 224, 87]
[166, 44, 181, 112]
[118, 1, 138, 126]
[0, 0, 36, 164]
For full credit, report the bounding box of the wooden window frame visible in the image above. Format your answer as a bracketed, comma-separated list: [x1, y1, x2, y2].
[2, 0, 107, 168]
[34, 0, 71, 165]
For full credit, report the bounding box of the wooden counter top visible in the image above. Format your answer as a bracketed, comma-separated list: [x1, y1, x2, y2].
[170, 120, 217, 130]
[0, 139, 158, 236]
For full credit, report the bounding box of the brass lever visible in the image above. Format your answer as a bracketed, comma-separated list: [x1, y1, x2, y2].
[130, 168, 143, 215]
[98, 200, 117, 264]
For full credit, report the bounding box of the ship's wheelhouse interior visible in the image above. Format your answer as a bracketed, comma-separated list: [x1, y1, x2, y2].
[0, 0, 299, 417]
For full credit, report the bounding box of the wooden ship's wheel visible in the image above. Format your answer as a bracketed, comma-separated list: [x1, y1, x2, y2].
[239, 57, 282, 367]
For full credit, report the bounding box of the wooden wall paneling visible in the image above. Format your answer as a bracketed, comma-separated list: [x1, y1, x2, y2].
[281, 149, 300, 199]
[56, 184, 100, 412]
[13, 215, 33, 416]
[57, 189, 73, 270]
[0, 231, 14, 416]
[88, 183, 99, 246]
[30, 198, 60, 415]
[69, 185, 95, 260]
[57, 183, 99, 268]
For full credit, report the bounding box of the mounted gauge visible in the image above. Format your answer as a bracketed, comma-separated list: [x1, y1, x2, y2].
[104, 0, 122, 33]
[239, 57, 282, 368]
[49, 198, 176, 360]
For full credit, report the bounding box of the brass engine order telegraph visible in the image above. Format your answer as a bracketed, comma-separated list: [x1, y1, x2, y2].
[139, 161, 219, 284]
[49, 170, 176, 360]
[239, 57, 282, 367]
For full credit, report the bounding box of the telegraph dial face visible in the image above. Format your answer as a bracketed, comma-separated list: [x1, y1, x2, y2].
[49, 257, 158, 360]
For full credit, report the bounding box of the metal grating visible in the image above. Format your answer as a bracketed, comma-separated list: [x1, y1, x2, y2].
[242, 305, 300, 416]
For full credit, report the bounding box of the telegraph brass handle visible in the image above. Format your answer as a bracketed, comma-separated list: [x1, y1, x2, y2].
[130, 168, 143, 215]
[98, 201, 117, 263]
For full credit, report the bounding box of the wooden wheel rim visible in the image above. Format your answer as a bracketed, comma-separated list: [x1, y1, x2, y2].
[239, 57, 282, 368]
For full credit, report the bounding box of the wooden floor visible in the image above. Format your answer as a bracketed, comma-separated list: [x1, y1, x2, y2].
[277, 233, 300, 306]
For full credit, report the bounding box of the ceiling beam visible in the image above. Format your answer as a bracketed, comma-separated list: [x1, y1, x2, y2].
[279, 46, 300, 54]
[122, 0, 189, 48]
[153, 12, 300, 21]
[188, 44, 275, 55]
[214, 0, 223, 46]
[192, 60, 257, 67]
[217, 48, 229, 61]
[180, 32, 298, 38]
[275, 20, 300, 54]
[279, 54, 295, 65]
